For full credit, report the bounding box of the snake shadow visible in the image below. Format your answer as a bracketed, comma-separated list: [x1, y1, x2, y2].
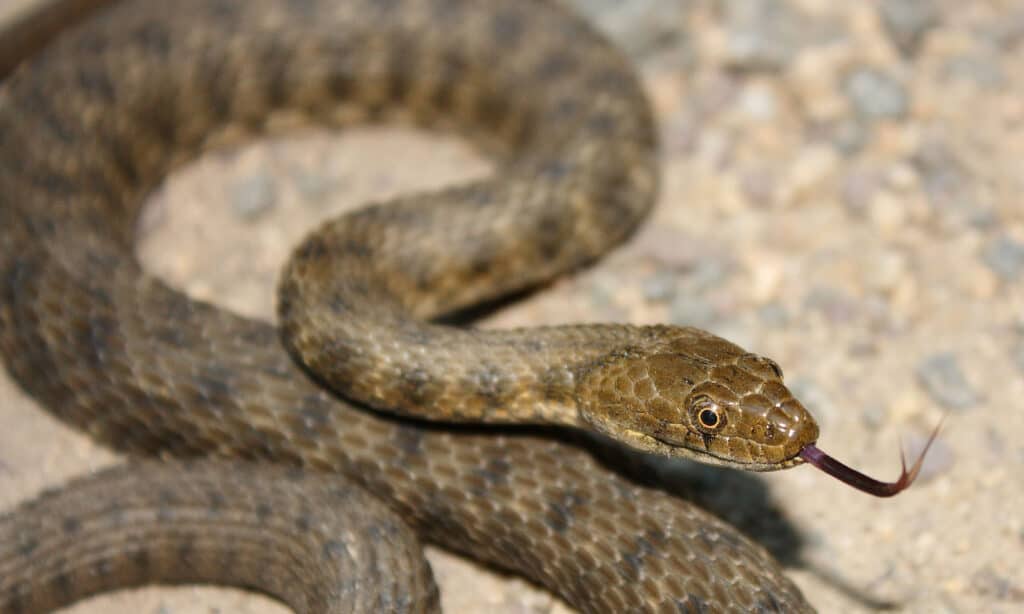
[437, 289, 898, 608]
[573, 429, 806, 566]
[440, 292, 806, 565]
[574, 428, 904, 610]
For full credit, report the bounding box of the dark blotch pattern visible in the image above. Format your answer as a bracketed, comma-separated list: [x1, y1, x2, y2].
[544, 490, 585, 534]
[0, 1, 811, 613]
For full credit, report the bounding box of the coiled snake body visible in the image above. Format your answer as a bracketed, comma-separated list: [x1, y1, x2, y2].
[0, 0, 897, 611]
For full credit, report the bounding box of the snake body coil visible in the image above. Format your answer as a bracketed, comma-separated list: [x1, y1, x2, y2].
[0, 1, 815, 612]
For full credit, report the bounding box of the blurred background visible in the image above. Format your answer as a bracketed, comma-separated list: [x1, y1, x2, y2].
[1, 0, 1022, 612]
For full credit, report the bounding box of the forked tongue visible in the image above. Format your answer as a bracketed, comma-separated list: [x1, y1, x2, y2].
[798, 420, 942, 497]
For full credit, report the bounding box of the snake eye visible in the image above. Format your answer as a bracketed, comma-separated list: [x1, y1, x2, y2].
[689, 394, 726, 433]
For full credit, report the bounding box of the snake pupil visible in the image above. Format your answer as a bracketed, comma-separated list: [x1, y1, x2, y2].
[699, 408, 719, 429]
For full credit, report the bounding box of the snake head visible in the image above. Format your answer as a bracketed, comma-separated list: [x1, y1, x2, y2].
[576, 327, 818, 470]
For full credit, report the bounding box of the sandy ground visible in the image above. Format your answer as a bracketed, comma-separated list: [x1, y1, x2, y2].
[1, 0, 1022, 612]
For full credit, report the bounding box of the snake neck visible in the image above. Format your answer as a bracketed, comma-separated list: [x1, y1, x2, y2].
[278, 153, 658, 429]
[277, 165, 660, 427]
[281, 273, 668, 428]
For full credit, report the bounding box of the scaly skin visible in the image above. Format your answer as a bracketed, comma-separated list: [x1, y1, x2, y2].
[0, 0, 816, 612]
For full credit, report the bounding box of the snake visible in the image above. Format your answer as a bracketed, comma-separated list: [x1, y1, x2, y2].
[0, 0, 935, 612]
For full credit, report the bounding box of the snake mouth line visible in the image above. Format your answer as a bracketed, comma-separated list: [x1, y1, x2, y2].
[798, 419, 943, 497]
[695, 447, 807, 471]
[649, 432, 810, 471]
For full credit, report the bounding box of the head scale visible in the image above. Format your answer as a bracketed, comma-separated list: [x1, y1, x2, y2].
[575, 327, 819, 470]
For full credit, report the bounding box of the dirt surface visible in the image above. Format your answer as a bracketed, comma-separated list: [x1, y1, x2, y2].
[2, 1, 1022, 612]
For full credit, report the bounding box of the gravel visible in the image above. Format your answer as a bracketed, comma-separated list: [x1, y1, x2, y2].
[843, 67, 909, 120]
[878, 0, 939, 56]
[943, 51, 1006, 89]
[719, 0, 807, 71]
[3, 1, 1022, 613]
[982, 235, 1024, 281]
[568, 0, 690, 57]
[230, 173, 278, 219]
[915, 352, 982, 411]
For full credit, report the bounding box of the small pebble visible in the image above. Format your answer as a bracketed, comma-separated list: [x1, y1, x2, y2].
[867, 190, 909, 236]
[982, 235, 1024, 281]
[912, 140, 966, 194]
[860, 405, 889, 429]
[295, 169, 332, 203]
[847, 340, 879, 357]
[983, 8, 1024, 50]
[830, 117, 871, 156]
[911, 140, 981, 219]
[885, 163, 919, 192]
[569, 0, 688, 57]
[669, 295, 718, 329]
[864, 293, 905, 334]
[972, 566, 1024, 602]
[840, 167, 883, 216]
[915, 353, 981, 411]
[736, 83, 779, 120]
[641, 270, 678, 303]
[683, 257, 733, 293]
[778, 146, 838, 206]
[739, 167, 776, 207]
[943, 52, 1005, 89]
[844, 68, 909, 120]
[634, 226, 702, 267]
[231, 173, 277, 220]
[967, 207, 998, 230]
[984, 426, 1006, 458]
[721, 0, 805, 71]
[803, 285, 860, 324]
[878, 0, 939, 56]
[756, 303, 789, 327]
[587, 272, 627, 317]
